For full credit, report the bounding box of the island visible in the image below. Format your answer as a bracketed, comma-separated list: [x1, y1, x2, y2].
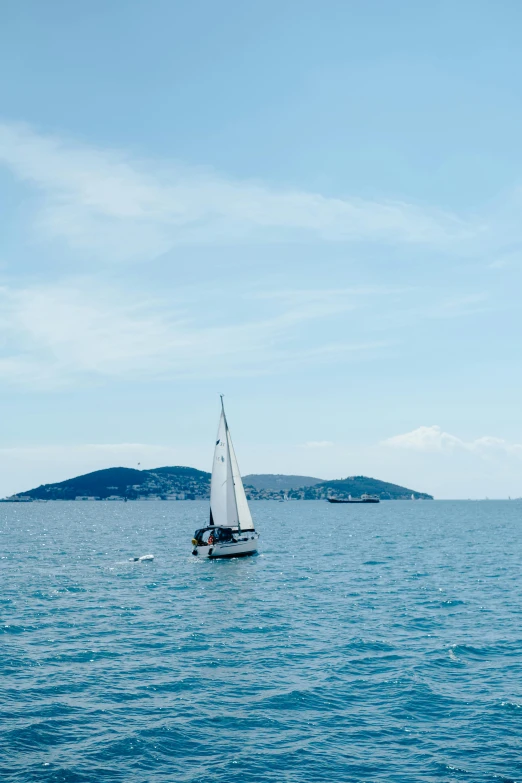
[1, 467, 433, 501]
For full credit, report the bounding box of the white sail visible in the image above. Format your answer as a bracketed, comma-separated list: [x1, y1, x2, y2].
[227, 429, 254, 531]
[209, 402, 254, 531]
[225, 434, 240, 527]
[210, 412, 230, 527]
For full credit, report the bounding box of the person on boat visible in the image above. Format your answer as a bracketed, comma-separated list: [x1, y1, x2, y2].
[207, 532, 215, 546]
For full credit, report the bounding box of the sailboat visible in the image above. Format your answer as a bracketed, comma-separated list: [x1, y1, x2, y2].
[191, 397, 259, 558]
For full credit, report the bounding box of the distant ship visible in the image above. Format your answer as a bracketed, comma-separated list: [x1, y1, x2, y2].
[327, 494, 380, 504]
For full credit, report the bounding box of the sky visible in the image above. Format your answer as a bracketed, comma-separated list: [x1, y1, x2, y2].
[0, 0, 521, 499]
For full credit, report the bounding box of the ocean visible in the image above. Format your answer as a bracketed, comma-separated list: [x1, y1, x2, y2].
[1, 500, 521, 782]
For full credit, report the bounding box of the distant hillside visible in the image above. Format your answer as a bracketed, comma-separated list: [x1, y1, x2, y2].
[243, 474, 323, 491]
[18, 466, 211, 501]
[307, 476, 432, 500]
[148, 466, 210, 480]
[5, 467, 432, 501]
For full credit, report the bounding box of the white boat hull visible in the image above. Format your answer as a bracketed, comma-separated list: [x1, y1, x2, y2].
[193, 532, 259, 558]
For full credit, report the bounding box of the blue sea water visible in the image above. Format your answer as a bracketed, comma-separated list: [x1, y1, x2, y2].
[1, 500, 521, 782]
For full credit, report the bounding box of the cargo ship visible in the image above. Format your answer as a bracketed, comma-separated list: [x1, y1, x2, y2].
[327, 494, 380, 504]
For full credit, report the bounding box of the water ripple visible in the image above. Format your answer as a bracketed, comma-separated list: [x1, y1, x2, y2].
[1, 500, 521, 782]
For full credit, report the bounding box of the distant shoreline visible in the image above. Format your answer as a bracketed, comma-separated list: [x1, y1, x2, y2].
[2, 466, 434, 502]
[1, 496, 433, 503]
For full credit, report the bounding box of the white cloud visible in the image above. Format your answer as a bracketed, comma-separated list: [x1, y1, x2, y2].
[488, 249, 522, 269]
[381, 425, 522, 457]
[0, 121, 468, 261]
[0, 281, 391, 387]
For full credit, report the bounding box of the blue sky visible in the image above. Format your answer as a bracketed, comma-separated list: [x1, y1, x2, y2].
[1, 0, 521, 498]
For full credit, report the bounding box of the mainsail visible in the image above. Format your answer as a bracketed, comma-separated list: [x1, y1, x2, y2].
[210, 411, 229, 527]
[209, 401, 254, 531]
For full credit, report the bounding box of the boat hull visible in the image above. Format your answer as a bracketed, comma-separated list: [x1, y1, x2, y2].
[193, 533, 259, 558]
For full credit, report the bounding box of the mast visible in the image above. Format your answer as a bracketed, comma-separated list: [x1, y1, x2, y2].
[221, 395, 241, 532]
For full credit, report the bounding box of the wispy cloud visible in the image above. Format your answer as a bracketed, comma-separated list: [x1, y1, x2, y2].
[0, 280, 391, 387]
[381, 425, 522, 457]
[0, 271, 493, 389]
[422, 293, 490, 319]
[488, 251, 522, 269]
[0, 121, 469, 261]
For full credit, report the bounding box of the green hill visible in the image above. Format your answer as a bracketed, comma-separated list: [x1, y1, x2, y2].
[6, 467, 432, 501]
[302, 475, 432, 500]
[243, 474, 323, 491]
[20, 466, 211, 501]
[151, 466, 210, 479]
